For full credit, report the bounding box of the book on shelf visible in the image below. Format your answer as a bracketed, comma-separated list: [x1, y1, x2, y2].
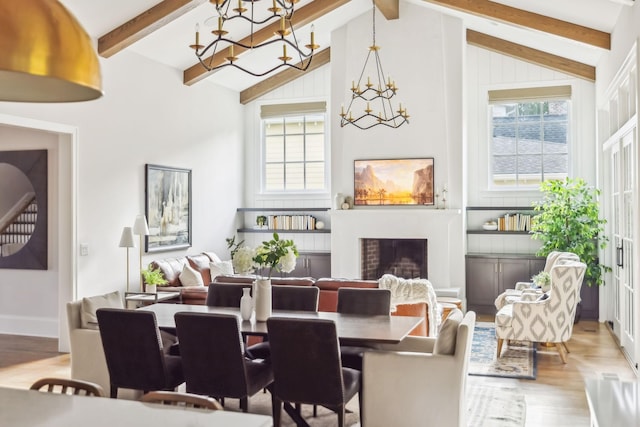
[496, 212, 533, 232]
[266, 214, 317, 231]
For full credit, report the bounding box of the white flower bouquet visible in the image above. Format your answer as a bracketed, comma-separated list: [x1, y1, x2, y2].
[231, 232, 298, 278]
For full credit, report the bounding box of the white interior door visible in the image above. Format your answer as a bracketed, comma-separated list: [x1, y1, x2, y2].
[609, 128, 638, 369]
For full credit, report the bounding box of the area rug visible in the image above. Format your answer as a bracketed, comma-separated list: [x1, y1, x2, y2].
[467, 384, 526, 427]
[230, 383, 526, 427]
[469, 322, 537, 380]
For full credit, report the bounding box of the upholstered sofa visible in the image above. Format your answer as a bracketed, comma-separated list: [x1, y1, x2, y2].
[211, 275, 431, 336]
[144, 252, 222, 304]
[146, 253, 438, 336]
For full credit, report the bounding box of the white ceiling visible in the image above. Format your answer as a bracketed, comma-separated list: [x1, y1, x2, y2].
[60, 0, 628, 92]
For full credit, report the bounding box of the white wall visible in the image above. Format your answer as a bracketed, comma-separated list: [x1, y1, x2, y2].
[0, 50, 244, 340]
[330, 3, 465, 291]
[465, 45, 596, 255]
[242, 64, 332, 252]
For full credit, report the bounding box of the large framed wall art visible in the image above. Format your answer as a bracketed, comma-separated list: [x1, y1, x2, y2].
[145, 164, 192, 252]
[354, 158, 434, 206]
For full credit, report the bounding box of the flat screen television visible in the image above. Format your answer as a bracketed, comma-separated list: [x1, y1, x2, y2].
[354, 158, 434, 206]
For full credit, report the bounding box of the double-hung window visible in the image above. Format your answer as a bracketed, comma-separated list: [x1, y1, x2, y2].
[489, 85, 571, 189]
[261, 102, 327, 192]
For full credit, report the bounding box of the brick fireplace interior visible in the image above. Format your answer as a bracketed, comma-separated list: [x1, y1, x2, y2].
[361, 238, 428, 280]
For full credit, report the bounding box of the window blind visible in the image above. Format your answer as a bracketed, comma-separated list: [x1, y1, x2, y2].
[260, 101, 327, 119]
[488, 85, 572, 104]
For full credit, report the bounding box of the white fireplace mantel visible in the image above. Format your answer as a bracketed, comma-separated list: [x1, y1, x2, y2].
[330, 208, 464, 291]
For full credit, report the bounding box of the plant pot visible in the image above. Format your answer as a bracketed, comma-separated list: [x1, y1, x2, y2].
[146, 284, 157, 294]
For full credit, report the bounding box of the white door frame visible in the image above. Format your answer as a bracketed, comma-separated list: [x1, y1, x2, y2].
[0, 113, 77, 352]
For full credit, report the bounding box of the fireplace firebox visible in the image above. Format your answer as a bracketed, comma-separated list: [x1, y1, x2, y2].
[361, 238, 427, 280]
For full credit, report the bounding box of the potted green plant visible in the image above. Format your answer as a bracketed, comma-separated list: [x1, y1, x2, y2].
[530, 178, 610, 319]
[141, 266, 168, 293]
[256, 215, 268, 228]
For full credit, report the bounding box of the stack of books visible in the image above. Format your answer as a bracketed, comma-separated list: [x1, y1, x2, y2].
[497, 212, 533, 231]
[266, 214, 317, 231]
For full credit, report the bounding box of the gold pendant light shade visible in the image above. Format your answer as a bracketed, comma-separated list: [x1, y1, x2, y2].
[0, 0, 102, 102]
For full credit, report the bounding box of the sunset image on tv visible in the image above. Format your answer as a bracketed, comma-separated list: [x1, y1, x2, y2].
[354, 158, 434, 206]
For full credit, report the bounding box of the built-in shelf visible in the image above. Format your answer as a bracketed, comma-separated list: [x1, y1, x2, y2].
[237, 207, 330, 212]
[467, 230, 531, 235]
[237, 228, 330, 234]
[466, 206, 536, 211]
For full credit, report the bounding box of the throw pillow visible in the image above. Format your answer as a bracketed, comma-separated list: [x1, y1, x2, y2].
[210, 260, 234, 280]
[80, 291, 123, 330]
[203, 251, 222, 263]
[434, 308, 463, 355]
[179, 264, 205, 287]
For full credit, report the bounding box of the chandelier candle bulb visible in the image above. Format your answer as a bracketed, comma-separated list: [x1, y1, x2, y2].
[195, 24, 200, 46]
[310, 25, 315, 46]
[280, 15, 285, 32]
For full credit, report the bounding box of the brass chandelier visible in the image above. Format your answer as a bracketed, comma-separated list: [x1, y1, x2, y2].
[190, 0, 319, 77]
[339, 0, 408, 130]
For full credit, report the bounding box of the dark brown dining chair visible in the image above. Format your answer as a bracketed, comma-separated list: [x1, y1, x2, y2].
[245, 285, 320, 360]
[96, 308, 184, 398]
[206, 282, 252, 307]
[267, 317, 361, 427]
[337, 287, 391, 371]
[30, 377, 105, 397]
[141, 391, 223, 410]
[174, 312, 273, 412]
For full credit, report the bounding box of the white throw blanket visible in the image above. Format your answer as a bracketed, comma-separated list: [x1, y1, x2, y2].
[378, 274, 441, 337]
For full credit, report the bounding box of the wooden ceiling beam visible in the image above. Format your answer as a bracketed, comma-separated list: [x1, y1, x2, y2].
[240, 48, 331, 105]
[98, 0, 207, 58]
[374, 0, 400, 20]
[423, 0, 610, 50]
[183, 0, 350, 86]
[467, 30, 595, 82]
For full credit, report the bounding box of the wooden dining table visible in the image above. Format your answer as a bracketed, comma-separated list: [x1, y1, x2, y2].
[0, 387, 272, 427]
[140, 303, 424, 345]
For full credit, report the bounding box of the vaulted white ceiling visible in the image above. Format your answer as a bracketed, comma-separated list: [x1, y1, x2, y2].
[60, 0, 628, 92]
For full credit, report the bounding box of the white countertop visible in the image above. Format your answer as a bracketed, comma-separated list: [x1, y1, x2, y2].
[0, 387, 272, 427]
[584, 377, 639, 427]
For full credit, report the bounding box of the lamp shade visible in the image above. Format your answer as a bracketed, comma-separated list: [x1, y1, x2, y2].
[0, 0, 103, 102]
[133, 214, 150, 236]
[119, 227, 135, 248]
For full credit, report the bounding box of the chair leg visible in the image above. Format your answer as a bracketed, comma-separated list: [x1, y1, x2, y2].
[271, 396, 282, 427]
[240, 397, 249, 412]
[496, 338, 504, 358]
[110, 385, 118, 399]
[555, 343, 568, 364]
[562, 341, 571, 353]
[338, 404, 346, 427]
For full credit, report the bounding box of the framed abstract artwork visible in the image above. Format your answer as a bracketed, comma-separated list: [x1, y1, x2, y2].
[354, 158, 434, 206]
[145, 164, 192, 252]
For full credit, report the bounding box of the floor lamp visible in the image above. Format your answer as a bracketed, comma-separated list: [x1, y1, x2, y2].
[133, 214, 150, 292]
[119, 227, 135, 292]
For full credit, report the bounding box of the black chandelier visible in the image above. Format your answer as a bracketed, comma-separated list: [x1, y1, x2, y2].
[189, 0, 319, 77]
[339, 0, 408, 130]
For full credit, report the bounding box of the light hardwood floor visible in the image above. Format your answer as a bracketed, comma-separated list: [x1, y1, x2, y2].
[0, 317, 636, 426]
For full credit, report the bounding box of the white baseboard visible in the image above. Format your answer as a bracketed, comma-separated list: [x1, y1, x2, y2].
[0, 314, 58, 338]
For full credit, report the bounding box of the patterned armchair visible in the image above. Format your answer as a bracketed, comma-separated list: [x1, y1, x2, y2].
[495, 259, 586, 363]
[494, 251, 581, 310]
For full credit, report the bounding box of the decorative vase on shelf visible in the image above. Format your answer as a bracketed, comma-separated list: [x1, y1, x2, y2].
[146, 284, 157, 294]
[240, 287, 253, 320]
[254, 278, 272, 322]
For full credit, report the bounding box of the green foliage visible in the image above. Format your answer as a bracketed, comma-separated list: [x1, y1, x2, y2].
[226, 235, 245, 259]
[141, 266, 169, 286]
[531, 177, 610, 286]
[253, 232, 298, 278]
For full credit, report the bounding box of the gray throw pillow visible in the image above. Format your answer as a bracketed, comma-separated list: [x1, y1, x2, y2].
[80, 291, 123, 330]
[434, 308, 463, 355]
